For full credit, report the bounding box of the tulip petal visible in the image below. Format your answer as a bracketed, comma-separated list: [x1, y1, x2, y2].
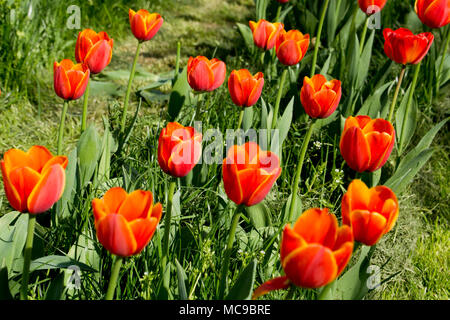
[9, 167, 41, 212]
[103, 186, 128, 214]
[128, 217, 158, 255]
[228, 71, 245, 106]
[280, 224, 307, 264]
[222, 161, 243, 205]
[349, 210, 387, 246]
[340, 127, 371, 172]
[1, 160, 23, 212]
[27, 164, 65, 214]
[246, 76, 264, 107]
[252, 276, 290, 300]
[283, 244, 337, 288]
[188, 60, 214, 92]
[293, 208, 338, 249]
[96, 213, 137, 257]
[247, 167, 281, 206]
[332, 226, 353, 276]
[209, 60, 226, 91]
[131, 13, 148, 40]
[84, 40, 112, 74]
[26, 146, 54, 172]
[118, 190, 153, 221]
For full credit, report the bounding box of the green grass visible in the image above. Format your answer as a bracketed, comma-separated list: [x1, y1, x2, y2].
[0, 0, 448, 300]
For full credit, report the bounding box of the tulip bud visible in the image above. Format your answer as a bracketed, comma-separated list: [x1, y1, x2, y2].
[53, 59, 90, 100]
[300, 75, 341, 118]
[129, 9, 164, 42]
[228, 69, 264, 107]
[342, 179, 399, 246]
[276, 29, 310, 66]
[222, 142, 281, 207]
[415, 0, 450, 29]
[383, 28, 434, 65]
[75, 29, 113, 74]
[249, 19, 284, 50]
[187, 56, 226, 92]
[340, 115, 395, 172]
[92, 187, 162, 257]
[158, 122, 202, 178]
[1, 146, 67, 214]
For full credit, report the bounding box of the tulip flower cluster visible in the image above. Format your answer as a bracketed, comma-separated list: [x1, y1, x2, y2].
[1, 0, 446, 302]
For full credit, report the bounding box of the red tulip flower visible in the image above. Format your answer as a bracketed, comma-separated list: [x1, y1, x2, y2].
[340, 115, 395, 172]
[300, 75, 342, 119]
[1, 146, 67, 214]
[249, 19, 284, 50]
[92, 187, 162, 257]
[187, 56, 226, 92]
[129, 9, 164, 42]
[228, 69, 264, 107]
[415, 0, 450, 29]
[253, 208, 353, 298]
[276, 0, 289, 3]
[158, 122, 202, 178]
[275, 29, 310, 66]
[222, 142, 281, 207]
[383, 28, 434, 65]
[342, 180, 399, 246]
[53, 59, 90, 100]
[358, 0, 388, 15]
[75, 29, 113, 74]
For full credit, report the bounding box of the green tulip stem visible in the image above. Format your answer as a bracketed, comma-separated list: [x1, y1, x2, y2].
[218, 204, 243, 299]
[57, 100, 69, 155]
[161, 179, 177, 280]
[20, 214, 36, 300]
[80, 77, 90, 133]
[275, 4, 282, 22]
[174, 41, 181, 83]
[237, 109, 245, 130]
[271, 68, 288, 131]
[436, 26, 450, 95]
[359, 17, 369, 55]
[398, 62, 421, 156]
[310, 0, 330, 77]
[289, 120, 315, 222]
[105, 255, 123, 300]
[120, 41, 142, 134]
[387, 64, 407, 123]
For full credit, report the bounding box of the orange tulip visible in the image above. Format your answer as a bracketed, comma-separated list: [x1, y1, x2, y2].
[158, 122, 202, 178]
[415, 0, 450, 29]
[249, 19, 284, 50]
[53, 59, 90, 100]
[129, 9, 164, 42]
[228, 69, 264, 107]
[187, 56, 226, 92]
[222, 142, 281, 207]
[92, 187, 162, 257]
[358, 0, 388, 15]
[253, 208, 353, 298]
[75, 29, 113, 74]
[1, 146, 67, 214]
[383, 28, 434, 65]
[275, 29, 310, 66]
[340, 115, 395, 172]
[342, 180, 399, 246]
[300, 74, 341, 119]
